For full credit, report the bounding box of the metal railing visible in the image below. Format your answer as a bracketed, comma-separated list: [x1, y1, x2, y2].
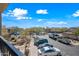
[0, 36, 25, 56]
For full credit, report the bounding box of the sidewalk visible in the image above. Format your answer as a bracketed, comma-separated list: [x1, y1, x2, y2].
[28, 38, 38, 56]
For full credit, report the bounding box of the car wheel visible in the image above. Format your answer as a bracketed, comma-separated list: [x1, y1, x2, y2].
[57, 53, 62, 56]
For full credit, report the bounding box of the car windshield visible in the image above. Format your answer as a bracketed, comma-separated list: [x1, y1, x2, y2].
[37, 39, 48, 45]
[40, 46, 55, 53]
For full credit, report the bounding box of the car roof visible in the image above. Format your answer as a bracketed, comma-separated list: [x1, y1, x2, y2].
[38, 43, 53, 48]
[53, 47, 60, 52]
[39, 46, 55, 53]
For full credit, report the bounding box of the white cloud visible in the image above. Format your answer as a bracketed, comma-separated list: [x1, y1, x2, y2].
[3, 8, 33, 20]
[72, 10, 79, 17]
[47, 21, 67, 25]
[57, 21, 67, 24]
[16, 16, 26, 20]
[45, 21, 67, 27]
[29, 17, 32, 19]
[16, 16, 32, 20]
[9, 8, 28, 17]
[38, 19, 43, 22]
[2, 13, 8, 16]
[36, 9, 48, 14]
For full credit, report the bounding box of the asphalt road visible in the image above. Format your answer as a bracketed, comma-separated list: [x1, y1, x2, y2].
[38, 35, 79, 56]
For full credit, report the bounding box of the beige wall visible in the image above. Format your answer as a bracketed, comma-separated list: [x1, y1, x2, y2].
[0, 3, 8, 13]
[0, 3, 8, 35]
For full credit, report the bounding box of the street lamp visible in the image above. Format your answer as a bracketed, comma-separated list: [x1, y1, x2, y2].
[0, 3, 8, 35]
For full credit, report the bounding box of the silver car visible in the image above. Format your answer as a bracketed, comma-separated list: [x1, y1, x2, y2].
[38, 43, 62, 56]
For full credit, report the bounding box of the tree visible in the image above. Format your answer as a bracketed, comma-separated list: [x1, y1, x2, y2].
[74, 28, 79, 36]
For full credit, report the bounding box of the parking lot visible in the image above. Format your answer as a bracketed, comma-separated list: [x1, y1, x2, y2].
[36, 35, 79, 56]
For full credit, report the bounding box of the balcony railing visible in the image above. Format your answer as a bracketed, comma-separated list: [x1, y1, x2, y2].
[0, 36, 25, 56]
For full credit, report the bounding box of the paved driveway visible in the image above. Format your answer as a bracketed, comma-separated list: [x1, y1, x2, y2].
[38, 35, 79, 56]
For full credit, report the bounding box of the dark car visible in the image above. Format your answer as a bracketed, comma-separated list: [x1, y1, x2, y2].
[38, 43, 62, 56]
[10, 32, 20, 36]
[49, 33, 59, 40]
[34, 38, 48, 47]
[58, 37, 71, 45]
[38, 43, 53, 49]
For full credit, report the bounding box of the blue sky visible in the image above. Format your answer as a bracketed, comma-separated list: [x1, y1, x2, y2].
[2, 3, 79, 28]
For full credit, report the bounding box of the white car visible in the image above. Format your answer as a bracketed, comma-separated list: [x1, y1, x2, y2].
[38, 43, 62, 56]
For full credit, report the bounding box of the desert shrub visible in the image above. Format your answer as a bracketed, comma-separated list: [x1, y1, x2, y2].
[16, 36, 31, 46]
[2, 34, 10, 41]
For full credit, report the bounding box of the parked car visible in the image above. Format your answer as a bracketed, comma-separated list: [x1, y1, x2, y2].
[38, 43, 62, 56]
[49, 33, 59, 40]
[34, 38, 48, 46]
[38, 43, 53, 48]
[58, 37, 71, 45]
